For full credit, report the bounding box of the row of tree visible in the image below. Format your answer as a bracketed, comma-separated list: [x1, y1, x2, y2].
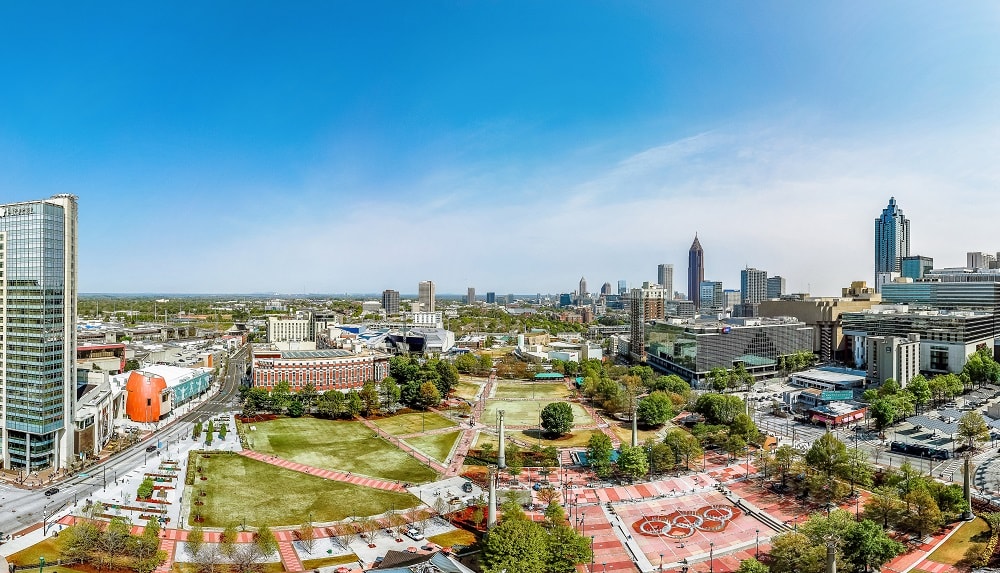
[60, 508, 166, 573]
[482, 495, 592, 573]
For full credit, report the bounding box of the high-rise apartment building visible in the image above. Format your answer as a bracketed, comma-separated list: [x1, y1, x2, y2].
[874, 197, 910, 290]
[0, 195, 78, 470]
[486, 292, 496, 304]
[657, 264, 674, 299]
[968, 252, 997, 269]
[688, 235, 704, 308]
[466, 287, 476, 305]
[382, 289, 400, 315]
[741, 267, 768, 304]
[418, 281, 436, 312]
[766, 276, 786, 299]
[627, 288, 646, 362]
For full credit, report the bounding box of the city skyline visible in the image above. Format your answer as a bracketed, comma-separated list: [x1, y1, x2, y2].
[2, 3, 999, 295]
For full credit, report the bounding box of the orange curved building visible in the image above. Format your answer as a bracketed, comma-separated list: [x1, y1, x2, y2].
[125, 371, 167, 422]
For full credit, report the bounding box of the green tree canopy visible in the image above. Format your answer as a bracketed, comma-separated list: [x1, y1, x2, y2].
[540, 402, 574, 437]
[635, 391, 674, 428]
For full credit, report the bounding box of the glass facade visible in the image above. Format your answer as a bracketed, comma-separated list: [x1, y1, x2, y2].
[874, 197, 910, 285]
[0, 197, 76, 470]
[644, 319, 813, 382]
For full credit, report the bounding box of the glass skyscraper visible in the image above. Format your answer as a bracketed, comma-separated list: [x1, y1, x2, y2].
[875, 197, 910, 285]
[0, 195, 77, 470]
[688, 235, 704, 308]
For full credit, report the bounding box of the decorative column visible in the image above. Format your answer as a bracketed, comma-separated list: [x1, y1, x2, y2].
[497, 410, 506, 469]
[487, 465, 498, 529]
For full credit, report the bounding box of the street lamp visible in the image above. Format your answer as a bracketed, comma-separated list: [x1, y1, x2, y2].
[659, 553, 664, 572]
[709, 542, 714, 573]
[755, 529, 760, 559]
[590, 536, 595, 572]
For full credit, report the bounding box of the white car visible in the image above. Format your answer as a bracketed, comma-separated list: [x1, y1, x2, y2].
[405, 528, 424, 541]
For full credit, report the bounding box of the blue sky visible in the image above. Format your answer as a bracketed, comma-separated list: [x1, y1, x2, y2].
[1, 2, 999, 295]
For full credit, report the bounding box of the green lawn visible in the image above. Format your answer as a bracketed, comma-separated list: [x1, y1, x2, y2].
[404, 431, 462, 462]
[474, 429, 602, 449]
[453, 381, 483, 401]
[301, 555, 358, 569]
[428, 529, 478, 547]
[7, 538, 63, 566]
[492, 382, 570, 400]
[247, 417, 438, 483]
[481, 400, 593, 427]
[191, 453, 419, 527]
[374, 412, 455, 436]
[928, 517, 990, 565]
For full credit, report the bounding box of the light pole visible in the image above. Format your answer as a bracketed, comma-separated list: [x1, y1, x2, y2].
[590, 536, 595, 573]
[659, 553, 664, 572]
[755, 529, 760, 559]
[709, 542, 714, 573]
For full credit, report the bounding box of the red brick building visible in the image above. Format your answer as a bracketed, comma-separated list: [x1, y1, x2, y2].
[251, 348, 390, 392]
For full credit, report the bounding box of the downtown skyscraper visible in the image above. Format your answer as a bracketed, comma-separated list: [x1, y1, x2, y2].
[0, 195, 78, 470]
[875, 197, 910, 288]
[657, 264, 673, 299]
[687, 235, 704, 308]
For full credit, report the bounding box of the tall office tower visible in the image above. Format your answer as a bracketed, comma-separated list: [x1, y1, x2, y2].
[418, 281, 436, 312]
[657, 264, 674, 298]
[579, 277, 588, 298]
[875, 197, 910, 289]
[688, 234, 704, 309]
[699, 281, 724, 309]
[601, 282, 612, 296]
[766, 276, 786, 299]
[740, 267, 768, 304]
[618, 280, 627, 295]
[486, 292, 496, 304]
[0, 195, 78, 470]
[627, 288, 645, 362]
[901, 256, 933, 280]
[968, 252, 996, 269]
[467, 287, 476, 305]
[381, 289, 400, 315]
[723, 289, 741, 310]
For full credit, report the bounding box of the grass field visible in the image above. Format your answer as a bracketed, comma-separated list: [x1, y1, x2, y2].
[247, 417, 438, 483]
[453, 381, 483, 401]
[191, 453, 419, 527]
[404, 431, 462, 462]
[428, 529, 478, 547]
[481, 400, 592, 427]
[375, 412, 455, 436]
[491, 382, 570, 400]
[474, 429, 602, 449]
[301, 555, 358, 569]
[610, 421, 665, 444]
[928, 517, 990, 564]
[8, 538, 63, 566]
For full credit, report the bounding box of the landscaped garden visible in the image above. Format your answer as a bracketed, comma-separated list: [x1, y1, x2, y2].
[245, 417, 438, 483]
[189, 453, 419, 527]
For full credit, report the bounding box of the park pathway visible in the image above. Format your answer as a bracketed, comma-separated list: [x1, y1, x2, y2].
[274, 529, 305, 572]
[443, 428, 477, 477]
[239, 450, 409, 492]
[355, 418, 449, 475]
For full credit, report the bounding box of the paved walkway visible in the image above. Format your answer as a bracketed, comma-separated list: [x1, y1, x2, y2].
[443, 428, 477, 477]
[239, 450, 409, 493]
[275, 529, 305, 571]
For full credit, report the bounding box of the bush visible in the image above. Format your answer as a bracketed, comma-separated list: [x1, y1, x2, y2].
[964, 542, 989, 567]
[137, 476, 155, 500]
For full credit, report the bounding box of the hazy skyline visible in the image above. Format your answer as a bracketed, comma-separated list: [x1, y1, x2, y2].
[2, 3, 999, 296]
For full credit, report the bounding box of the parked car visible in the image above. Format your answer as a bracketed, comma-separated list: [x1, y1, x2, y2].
[44, 487, 59, 496]
[405, 528, 424, 541]
[145, 445, 157, 452]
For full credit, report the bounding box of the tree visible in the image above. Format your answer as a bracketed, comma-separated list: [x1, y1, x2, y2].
[962, 347, 1000, 386]
[286, 399, 305, 418]
[192, 545, 224, 573]
[381, 376, 401, 412]
[359, 380, 380, 416]
[709, 367, 731, 392]
[842, 519, 905, 573]
[694, 393, 745, 425]
[768, 531, 825, 573]
[220, 523, 239, 558]
[193, 421, 203, 439]
[254, 525, 277, 557]
[435, 360, 460, 396]
[902, 487, 943, 538]
[298, 521, 315, 554]
[230, 544, 266, 573]
[730, 413, 759, 442]
[219, 423, 228, 440]
[536, 486, 561, 506]
[418, 381, 442, 410]
[587, 433, 614, 478]
[137, 476, 155, 500]
[540, 402, 574, 437]
[616, 444, 649, 481]
[543, 501, 566, 525]
[862, 486, 903, 530]
[635, 392, 674, 428]
[506, 442, 523, 477]
[472, 507, 485, 530]
[345, 390, 364, 417]
[648, 441, 674, 475]
[774, 444, 798, 488]
[185, 525, 205, 558]
[724, 434, 747, 461]
[298, 383, 318, 413]
[958, 410, 990, 451]
[546, 523, 594, 573]
[269, 380, 291, 413]
[906, 375, 931, 412]
[664, 428, 702, 470]
[736, 557, 770, 573]
[805, 432, 849, 486]
[481, 515, 549, 573]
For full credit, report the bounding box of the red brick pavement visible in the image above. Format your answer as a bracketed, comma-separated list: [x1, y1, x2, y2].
[239, 450, 410, 492]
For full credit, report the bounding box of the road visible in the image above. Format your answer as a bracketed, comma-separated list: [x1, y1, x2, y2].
[0, 344, 248, 539]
